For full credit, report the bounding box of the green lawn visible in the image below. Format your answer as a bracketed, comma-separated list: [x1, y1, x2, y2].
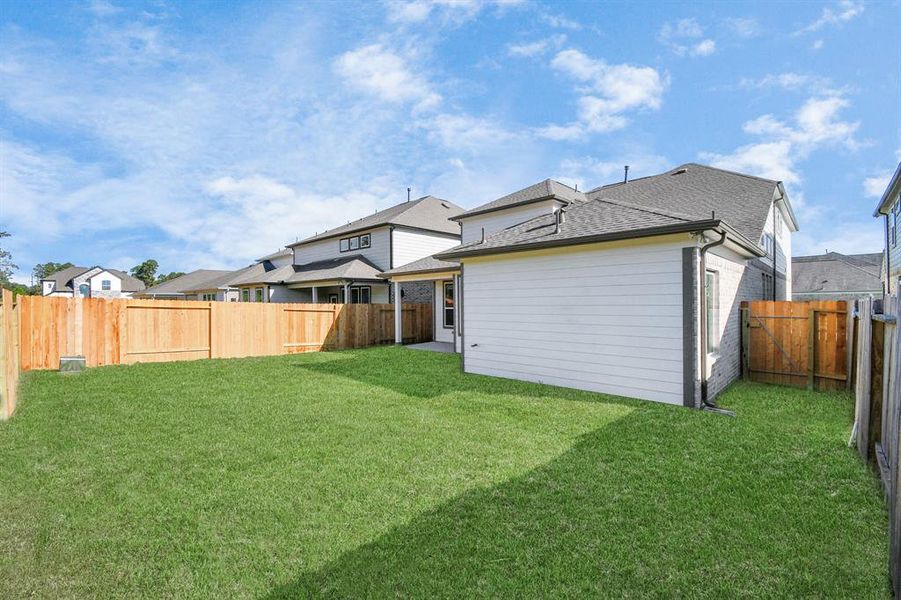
[0, 346, 889, 598]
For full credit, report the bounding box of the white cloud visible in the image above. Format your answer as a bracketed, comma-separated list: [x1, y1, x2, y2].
[507, 34, 565, 57]
[384, 0, 523, 24]
[738, 72, 840, 95]
[691, 39, 716, 56]
[87, 0, 122, 18]
[537, 49, 667, 139]
[793, 221, 884, 256]
[795, 0, 864, 35]
[334, 43, 441, 110]
[723, 17, 759, 39]
[659, 17, 716, 57]
[557, 152, 671, 191]
[811, 39, 825, 50]
[540, 13, 583, 30]
[864, 170, 894, 198]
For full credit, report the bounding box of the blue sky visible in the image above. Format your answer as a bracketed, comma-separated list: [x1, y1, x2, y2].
[1, 0, 899, 282]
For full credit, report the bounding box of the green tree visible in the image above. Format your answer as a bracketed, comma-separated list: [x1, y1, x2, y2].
[130, 259, 159, 287]
[155, 271, 185, 285]
[33, 261, 75, 281]
[0, 231, 19, 289]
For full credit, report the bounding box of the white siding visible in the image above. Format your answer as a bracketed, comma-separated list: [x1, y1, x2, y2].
[759, 204, 791, 276]
[462, 239, 688, 405]
[460, 200, 559, 244]
[293, 226, 391, 270]
[42, 281, 55, 296]
[392, 229, 460, 269]
[88, 271, 122, 294]
[269, 286, 311, 303]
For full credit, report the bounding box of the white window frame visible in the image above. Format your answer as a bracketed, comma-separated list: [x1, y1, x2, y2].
[442, 281, 454, 329]
[101, 279, 111, 291]
[349, 286, 371, 304]
[254, 287, 265, 303]
[242, 289, 249, 302]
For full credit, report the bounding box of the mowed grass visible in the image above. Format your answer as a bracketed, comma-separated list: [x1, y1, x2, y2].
[0, 346, 889, 598]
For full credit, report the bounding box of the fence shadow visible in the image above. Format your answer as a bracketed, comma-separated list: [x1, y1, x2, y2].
[262, 386, 880, 597]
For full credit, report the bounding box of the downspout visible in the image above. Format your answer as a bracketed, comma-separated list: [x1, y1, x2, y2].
[885, 215, 891, 295]
[772, 211, 778, 301]
[699, 231, 735, 416]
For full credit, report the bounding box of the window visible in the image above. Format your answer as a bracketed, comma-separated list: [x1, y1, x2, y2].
[340, 233, 371, 252]
[760, 233, 774, 257]
[705, 270, 718, 353]
[762, 273, 774, 299]
[201, 293, 215, 301]
[349, 286, 371, 304]
[443, 281, 455, 328]
[101, 280, 111, 291]
[242, 289, 249, 302]
[255, 287, 264, 303]
[328, 293, 339, 303]
[893, 207, 898, 247]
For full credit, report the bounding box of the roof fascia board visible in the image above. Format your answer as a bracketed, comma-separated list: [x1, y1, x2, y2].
[450, 195, 565, 221]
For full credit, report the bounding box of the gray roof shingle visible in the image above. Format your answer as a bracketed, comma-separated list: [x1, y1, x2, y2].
[289, 196, 464, 246]
[284, 255, 384, 284]
[437, 196, 734, 259]
[42, 265, 145, 293]
[453, 179, 586, 220]
[792, 252, 883, 295]
[137, 270, 234, 296]
[588, 163, 782, 243]
[379, 255, 460, 278]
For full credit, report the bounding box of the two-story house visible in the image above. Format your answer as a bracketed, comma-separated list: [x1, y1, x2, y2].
[41, 265, 145, 299]
[383, 163, 797, 409]
[873, 162, 901, 294]
[229, 196, 464, 303]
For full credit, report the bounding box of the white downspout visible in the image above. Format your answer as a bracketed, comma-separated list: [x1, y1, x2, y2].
[393, 281, 402, 344]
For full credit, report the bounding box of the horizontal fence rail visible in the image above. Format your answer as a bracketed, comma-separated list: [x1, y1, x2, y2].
[741, 300, 849, 391]
[14, 296, 432, 372]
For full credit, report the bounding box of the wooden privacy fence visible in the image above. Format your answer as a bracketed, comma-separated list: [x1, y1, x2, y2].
[852, 295, 901, 596]
[0, 290, 20, 420]
[741, 300, 849, 391]
[13, 296, 432, 372]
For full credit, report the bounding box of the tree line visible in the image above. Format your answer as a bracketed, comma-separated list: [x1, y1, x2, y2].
[0, 231, 184, 295]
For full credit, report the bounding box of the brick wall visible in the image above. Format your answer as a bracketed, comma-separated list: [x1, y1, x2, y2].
[388, 281, 433, 305]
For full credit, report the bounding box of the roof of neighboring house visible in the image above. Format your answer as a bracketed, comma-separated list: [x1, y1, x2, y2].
[137, 269, 234, 296]
[255, 248, 292, 262]
[587, 163, 793, 243]
[873, 162, 901, 216]
[792, 252, 884, 294]
[181, 265, 263, 293]
[452, 179, 586, 221]
[379, 255, 460, 278]
[284, 255, 384, 285]
[437, 195, 763, 260]
[289, 196, 464, 247]
[42, 265, 145, 292]
[227, 261, 294, 286]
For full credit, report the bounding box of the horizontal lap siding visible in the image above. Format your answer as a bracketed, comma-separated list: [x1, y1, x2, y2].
[460, 201, 557, 244]
[463, 242, 686, 404]
[392, 230, 460, 269]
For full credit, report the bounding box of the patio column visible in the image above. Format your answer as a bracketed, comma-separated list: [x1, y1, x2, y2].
[311, 286, 318, 304]
[343, 283, 350, 304]
[394, 281, 402, 344]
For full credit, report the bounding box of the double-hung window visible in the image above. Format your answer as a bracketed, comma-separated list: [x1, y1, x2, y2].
[339, 233, 371, 252]
[242, 289, 249, 302]
[705, 270, 718, 353]
[101, 280, 111, 291]
[255, 287, 264, 303]
[443, 281, 455, 328]
[349, 286, 371, 304]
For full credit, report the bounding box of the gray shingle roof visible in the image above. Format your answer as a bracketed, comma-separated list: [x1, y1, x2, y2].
[437, 196, 739, 260]
[379, 254, 460, 278]
[289, 196, 464, 247]
[255, 248, 292, 262]
[283, 255, 384, 285]
[42, 265, 145, 292]
[588, 163, 781, 243]
[453, 179, 586, 220]
[137, 270, 234, 296]
[792, 252, 883, 295]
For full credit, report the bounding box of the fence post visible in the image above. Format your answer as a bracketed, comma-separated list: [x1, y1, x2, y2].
[741, 304, 750, 380]
[807, 308, 817, 391]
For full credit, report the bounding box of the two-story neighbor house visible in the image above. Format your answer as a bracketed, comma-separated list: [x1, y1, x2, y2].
[873, 162, 901, 294]
[233, 196, 464, 304]
[383, 163, 797, 409]
[41, 266, 145, 299]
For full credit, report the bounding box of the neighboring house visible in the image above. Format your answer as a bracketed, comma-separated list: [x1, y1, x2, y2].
[385, 163, 798, 408]
[230, 249, 309, 303]
[263, 195, 465, 304]
[41, 266, 145, 299]
[133, 269, 235, 300]
[873, 162, 901, 294]
[792, 252, 883, 301]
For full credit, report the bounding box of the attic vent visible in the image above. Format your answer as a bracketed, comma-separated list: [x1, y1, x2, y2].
[671, 168, 688, 176]
[441, 202, 449, 208]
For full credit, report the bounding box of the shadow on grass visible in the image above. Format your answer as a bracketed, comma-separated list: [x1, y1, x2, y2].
[287, 346, 640, 409]
[262, 375, 886, 598]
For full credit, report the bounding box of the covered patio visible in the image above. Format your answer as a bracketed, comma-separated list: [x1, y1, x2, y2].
[380, 255, 461, 351]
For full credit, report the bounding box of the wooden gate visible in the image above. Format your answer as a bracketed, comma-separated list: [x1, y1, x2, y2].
[741, 300, 849, 391]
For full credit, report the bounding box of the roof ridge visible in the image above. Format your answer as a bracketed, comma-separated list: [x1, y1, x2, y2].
[678, 162, 780, 185]
[591, 196, 698, 223]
